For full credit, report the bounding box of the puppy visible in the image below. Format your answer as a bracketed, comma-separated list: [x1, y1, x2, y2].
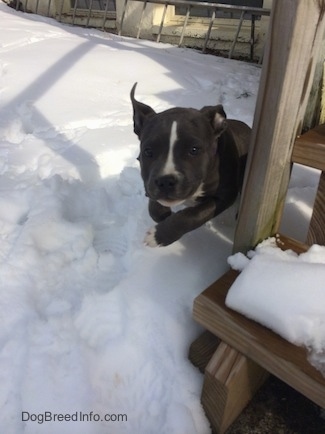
[131, 83, 251, 247]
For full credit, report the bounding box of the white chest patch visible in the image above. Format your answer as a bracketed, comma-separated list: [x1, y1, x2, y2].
[162, 121, 178, 176]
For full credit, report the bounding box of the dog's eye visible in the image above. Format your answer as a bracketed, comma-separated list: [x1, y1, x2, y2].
[189, 146, 200, 156]
[143, 148, 153, 158]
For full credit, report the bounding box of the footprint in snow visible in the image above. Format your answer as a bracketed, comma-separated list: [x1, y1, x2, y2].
[16, 101, 36, 135]
[74, 290, 125, 349]
[93, 225, 129, 256]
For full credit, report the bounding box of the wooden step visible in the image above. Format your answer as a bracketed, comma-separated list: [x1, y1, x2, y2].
[193, 268, 325, 408]
[292, 123, 325, 170]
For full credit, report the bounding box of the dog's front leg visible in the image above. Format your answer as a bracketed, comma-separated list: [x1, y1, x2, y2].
[144, 199, 216, 247]
[148, 199, 172, 223]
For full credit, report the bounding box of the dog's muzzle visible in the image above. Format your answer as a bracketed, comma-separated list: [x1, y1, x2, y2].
[155, 175, 178, 194]
[147, 173, 195, 207]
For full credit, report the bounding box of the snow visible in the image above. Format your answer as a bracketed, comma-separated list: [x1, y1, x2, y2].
[226, 239, 325, 376]
[0, 3, 322, 433]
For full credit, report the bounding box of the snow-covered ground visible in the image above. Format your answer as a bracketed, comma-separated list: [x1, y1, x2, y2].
[0, 3, 322, 434]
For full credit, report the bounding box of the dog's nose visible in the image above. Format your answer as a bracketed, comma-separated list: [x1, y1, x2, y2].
[155, 175, 178, 193]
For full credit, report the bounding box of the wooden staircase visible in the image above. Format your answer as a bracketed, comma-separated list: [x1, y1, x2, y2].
[191, 125, 325, 433]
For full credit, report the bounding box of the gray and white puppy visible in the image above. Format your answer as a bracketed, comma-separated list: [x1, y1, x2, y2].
[131, 83, 251, 247]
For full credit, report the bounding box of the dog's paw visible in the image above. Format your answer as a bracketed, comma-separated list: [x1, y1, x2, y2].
[144, 217, 184, 247]
[144, 226, 161, 247]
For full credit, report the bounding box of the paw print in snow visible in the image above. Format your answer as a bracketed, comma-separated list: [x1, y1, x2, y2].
[74, 291, 125, 349]
[93, 225, 129, 256]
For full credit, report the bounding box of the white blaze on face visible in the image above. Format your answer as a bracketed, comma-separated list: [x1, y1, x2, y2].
[162, 121, 178, 176]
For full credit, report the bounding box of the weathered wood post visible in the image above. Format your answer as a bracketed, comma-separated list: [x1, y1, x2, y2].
[234, 0, 325, 253]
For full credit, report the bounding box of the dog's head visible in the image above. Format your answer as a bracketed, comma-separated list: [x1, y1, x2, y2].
[131, 83, 227, 207]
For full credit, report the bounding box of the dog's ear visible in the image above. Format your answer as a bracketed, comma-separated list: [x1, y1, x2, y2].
[200, 104, 227, 137]
[130, 83, 156, 139]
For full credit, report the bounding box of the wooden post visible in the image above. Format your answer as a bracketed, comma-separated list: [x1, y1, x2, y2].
[233, 0, 325, 253]
[303, 41, 325, 132]
[320, 62, 325, 124]
[201, 342, 269, 434]
[188, 331, 220, 373]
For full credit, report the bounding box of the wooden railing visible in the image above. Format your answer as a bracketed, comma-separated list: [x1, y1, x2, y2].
[119, 0, 270, 59]
[8, 0, 270, 60]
